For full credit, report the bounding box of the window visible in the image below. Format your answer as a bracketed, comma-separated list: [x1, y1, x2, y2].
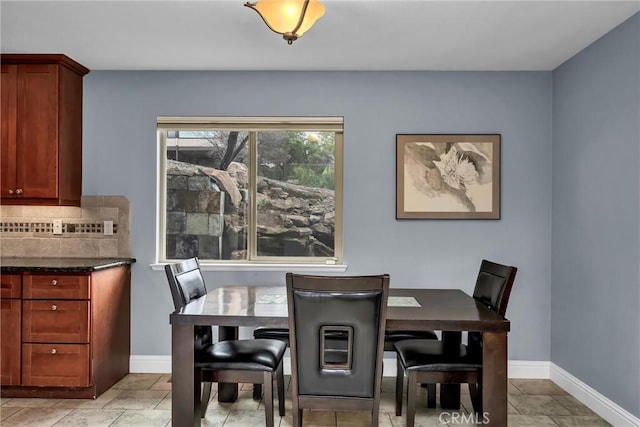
[157, 117, 343, 265]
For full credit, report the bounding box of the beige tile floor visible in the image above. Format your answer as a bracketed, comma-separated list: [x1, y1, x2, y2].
[0, 374, 611, 426]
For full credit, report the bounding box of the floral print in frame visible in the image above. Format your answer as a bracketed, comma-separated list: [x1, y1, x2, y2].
[396, 134, 500, 219]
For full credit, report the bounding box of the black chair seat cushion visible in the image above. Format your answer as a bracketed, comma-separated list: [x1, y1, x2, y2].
[384, 330, 437, 351]
[253, 327, 290, 346]
[385, 330, 438, 343]
[195, 325, 213, 351]
[196, 339, 286, 371]
[394, 339, 481, 372]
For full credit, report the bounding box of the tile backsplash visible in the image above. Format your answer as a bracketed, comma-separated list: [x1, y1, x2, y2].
[0, 196, 130, 258]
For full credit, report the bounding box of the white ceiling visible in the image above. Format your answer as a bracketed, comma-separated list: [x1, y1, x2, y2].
[1, 0, 638, 71]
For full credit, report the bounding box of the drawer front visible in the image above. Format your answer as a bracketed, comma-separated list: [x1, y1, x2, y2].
[22, 300, 90, 343]
[0, 274, 21, 299]
[22, 343, 90, 387]
[23, 274, 90, 300]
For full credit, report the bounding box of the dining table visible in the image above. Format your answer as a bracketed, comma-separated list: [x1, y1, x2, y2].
[170, 286, 510, 427]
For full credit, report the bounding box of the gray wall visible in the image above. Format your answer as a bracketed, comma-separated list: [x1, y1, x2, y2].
[551, 13, 640, 417]
[83, 71, 552, 361]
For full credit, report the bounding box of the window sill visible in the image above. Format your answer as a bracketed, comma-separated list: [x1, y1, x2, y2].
[150, 262, 348, 273]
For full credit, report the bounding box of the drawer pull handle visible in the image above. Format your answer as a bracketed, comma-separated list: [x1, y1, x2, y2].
[51, 305, 57, 311]
[51, 280, 58, 286]
[15, 188, 23, 195]
[8, 189, 13, 195]
[51, 348, 57, 355]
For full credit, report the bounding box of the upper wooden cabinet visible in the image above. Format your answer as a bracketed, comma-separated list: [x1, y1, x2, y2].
[0, 54, 89, 206]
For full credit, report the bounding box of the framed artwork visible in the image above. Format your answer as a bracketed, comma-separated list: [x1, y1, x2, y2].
[396, 134, 500, 219]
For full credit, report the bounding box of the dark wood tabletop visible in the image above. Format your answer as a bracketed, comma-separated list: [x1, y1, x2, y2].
[170, 286, 510, 332]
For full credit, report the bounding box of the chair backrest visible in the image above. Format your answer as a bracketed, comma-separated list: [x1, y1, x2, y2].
[286, 273, 389, 399]
[164, 258, 212, 351]
[472, 259, 517, 316]
[164, 257, 208, 310]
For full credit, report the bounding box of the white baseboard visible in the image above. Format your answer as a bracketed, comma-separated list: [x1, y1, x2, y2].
[130, 356, 549, 378]
[550, 363, 640, 427]
[508, 360, 550, 379]
[130, 355, 172, 374]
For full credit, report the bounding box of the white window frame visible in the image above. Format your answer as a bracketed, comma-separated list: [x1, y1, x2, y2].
[153, 116, 346, 272]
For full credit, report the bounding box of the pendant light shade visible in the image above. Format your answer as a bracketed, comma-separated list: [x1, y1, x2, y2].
[245, 0, 325, 45]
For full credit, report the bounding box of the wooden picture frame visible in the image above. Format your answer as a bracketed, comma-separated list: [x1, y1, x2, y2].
[396, 134, 500, 219]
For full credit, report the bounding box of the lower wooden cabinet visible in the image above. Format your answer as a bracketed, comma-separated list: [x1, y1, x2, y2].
[22, 343, 90, 387]
[1, 298, 21, 385]
[0, 265, 131, 398]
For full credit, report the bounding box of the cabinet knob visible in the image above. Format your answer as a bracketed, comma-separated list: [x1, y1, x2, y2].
[51, 348, 57, 355]
[15, 188, 23, 195]
[51, 304, 57, 311]
[51, 279, 58, 286]
[8, 189, 13, 195]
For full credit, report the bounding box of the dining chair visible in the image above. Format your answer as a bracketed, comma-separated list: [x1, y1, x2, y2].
[393, 260, 517, 427]
[286, 273, 390, 427]
[383, 330, 438, 407]
[251, 327, 289, 400]
[165, 258, 286, 423]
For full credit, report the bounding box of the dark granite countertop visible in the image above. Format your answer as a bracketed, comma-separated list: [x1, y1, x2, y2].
[0, 258, 136, 273]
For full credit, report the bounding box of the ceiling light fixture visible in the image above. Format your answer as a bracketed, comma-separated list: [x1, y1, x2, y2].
[244, 0, 325, 45]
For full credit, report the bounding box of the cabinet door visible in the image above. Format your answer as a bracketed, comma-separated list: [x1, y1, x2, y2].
[1, 299, 21, 385]
[16, 64, 59, 199]
[0, 274, 21, 299]
[1, 64, 17, 198]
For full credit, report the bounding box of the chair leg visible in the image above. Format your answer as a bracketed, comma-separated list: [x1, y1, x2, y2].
[276, 360, 285, 416]
[426, 383, 436, 408]
[194, 369, 202, 421]
[292, 396, 302, 427]
[372, 374, 381, 427]
[253, 384, 262, 401]
[468, 383, 479, 414]
[253, 384, 262, 400]
[263, 371, 274, 427]
[469, 379, 483, 415]
[406, 371, 417, 427]
[200, 381, 213, 418]
[371, 408, 379, 427]
[395, 357, 404, 416]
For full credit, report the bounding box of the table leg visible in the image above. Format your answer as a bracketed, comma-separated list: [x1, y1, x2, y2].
[217, 326, 239, 403]
[172, 324, 198, 427]
[482, 332, 507, 426]
[440, 331, 461, 409]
